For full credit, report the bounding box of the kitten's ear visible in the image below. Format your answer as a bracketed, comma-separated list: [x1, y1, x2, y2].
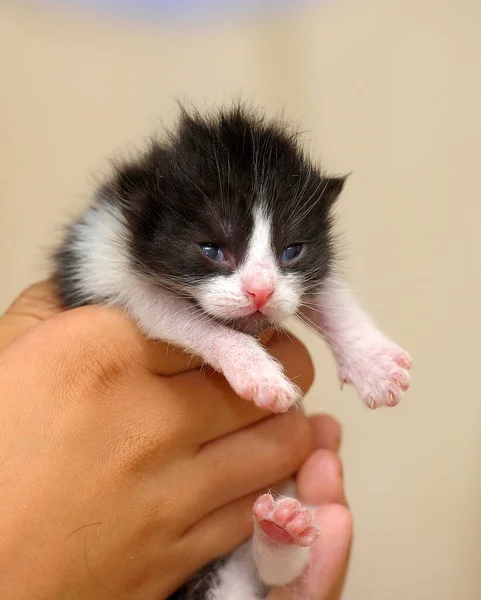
[105, 163, 151, 217]
[176, 108, 212, 150]
[113, 163, 148, 196]
[324, 175, 348, 205]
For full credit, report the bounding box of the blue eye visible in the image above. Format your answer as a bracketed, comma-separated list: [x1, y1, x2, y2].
[280, 244, 303, 263]
[201, 244, 226, 262]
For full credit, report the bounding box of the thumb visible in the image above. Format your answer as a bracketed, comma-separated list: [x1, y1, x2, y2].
[0, 281, 63, 351]
[266, 504, 352, 600]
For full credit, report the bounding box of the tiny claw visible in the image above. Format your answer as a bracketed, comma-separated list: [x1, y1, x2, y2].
[399, 357, 412, 369]
[395, 379, 409, 392]
[388, 392, 398, 407]
[297, 526, 321, 547]
[367, 397, 377, 410]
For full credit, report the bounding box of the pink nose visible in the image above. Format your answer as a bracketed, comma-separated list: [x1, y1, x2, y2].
[244, 284, 274, 311]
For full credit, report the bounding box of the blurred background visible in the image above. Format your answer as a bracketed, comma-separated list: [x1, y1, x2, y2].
[1, 1, 480, 598]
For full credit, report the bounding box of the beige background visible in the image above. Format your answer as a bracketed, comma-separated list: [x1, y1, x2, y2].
[1, 1, 481, 598]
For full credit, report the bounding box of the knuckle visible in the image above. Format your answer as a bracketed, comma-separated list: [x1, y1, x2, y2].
[56, 306, 134, 395]
[104, 406, 179, 479]
[80, 342, 126, 392]
[114, 423, 169, 477]
[113, 435, 157, 481]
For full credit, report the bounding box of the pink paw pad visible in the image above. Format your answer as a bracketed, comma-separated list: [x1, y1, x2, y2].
[253, 494, 320, 547]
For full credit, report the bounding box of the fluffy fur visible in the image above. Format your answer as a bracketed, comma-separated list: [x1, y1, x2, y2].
[53, 104, 411, 599]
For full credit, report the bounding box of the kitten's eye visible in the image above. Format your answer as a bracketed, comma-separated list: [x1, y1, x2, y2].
[200, 243, 226, 262]
[280, 244, 303, 263]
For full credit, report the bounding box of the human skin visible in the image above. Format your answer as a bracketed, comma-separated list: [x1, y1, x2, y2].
[0, 282, 351, 599]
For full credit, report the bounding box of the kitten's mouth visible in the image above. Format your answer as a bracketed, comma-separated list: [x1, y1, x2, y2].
[228, 312, 275, 334]
[186, 296, 270, 333]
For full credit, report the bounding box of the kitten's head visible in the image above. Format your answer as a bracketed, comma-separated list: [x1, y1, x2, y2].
[107, 105, 345, 333]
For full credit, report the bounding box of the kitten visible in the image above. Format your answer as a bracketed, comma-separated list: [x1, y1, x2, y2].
[54, 104, 411, 599]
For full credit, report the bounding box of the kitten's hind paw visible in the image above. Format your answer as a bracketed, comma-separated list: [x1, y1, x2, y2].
[253, 494, 320, 547]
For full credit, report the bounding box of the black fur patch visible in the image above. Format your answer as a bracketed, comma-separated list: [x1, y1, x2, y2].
[168, 559, 225, 600]
[102, 103, 343, 294]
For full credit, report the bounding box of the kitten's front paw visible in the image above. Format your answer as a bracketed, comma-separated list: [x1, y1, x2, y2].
[220, 352, 301, 413]
[339, 337, 412, 409]
[253, 493, 320, 547]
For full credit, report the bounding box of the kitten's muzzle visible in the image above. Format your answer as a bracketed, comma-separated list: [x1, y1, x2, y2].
[242, 264, 276, 312]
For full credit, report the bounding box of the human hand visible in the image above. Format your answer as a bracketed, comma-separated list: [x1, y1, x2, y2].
[0, 281, 315, 600]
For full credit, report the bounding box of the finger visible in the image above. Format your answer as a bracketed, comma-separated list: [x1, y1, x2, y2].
[183, 410, 314, 523]
[296, 449, 347, 507]
[267, 504, 353, 600]
[179, 490, 258, 567]
[323, 556, 351, 600]
[0, 281, 62, 351]
[168, 333, 314, 444]
[309, 414, 342, 453]
[297, 416, 347, 507]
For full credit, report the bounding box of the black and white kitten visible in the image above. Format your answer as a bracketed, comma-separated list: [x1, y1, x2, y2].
[54, 105, 411, 599]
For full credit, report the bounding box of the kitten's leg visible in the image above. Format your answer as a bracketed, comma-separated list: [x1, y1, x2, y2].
[121, 281, 300, 413]
[252, 493, 320, 587]
[205, 489, 320, 597]
[300, 275, 412, 409]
